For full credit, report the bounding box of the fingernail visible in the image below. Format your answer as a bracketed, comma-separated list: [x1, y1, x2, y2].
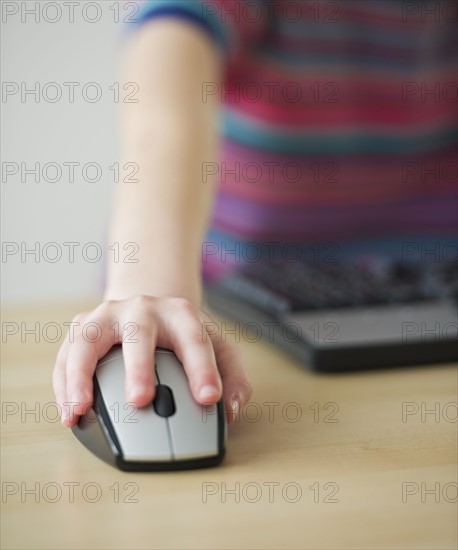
[199, 385, 219, 401]
[229, 398, 240, 422]
[231, 398, 240, 417]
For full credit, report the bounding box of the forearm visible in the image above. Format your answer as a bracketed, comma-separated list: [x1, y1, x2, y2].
[104, 19, 221, 306]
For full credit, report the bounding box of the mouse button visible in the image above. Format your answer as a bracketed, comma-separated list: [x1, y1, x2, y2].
[155, 347, 173, 354]
[112, 407, 172, 462]
[95, 356, 172, 462]
[155, 353, 219, 459]
[153, 384, 176, 417]
[96, 345, 123, 367]
[94, 354, 125, 393]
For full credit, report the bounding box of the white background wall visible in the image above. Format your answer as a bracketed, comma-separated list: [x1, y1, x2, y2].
[1, 1, 130, 306]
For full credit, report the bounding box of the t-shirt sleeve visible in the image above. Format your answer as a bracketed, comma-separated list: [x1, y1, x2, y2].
[131, 1, 269, 59]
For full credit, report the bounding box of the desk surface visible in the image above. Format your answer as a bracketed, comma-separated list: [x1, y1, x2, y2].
[2, 305, 457, 550]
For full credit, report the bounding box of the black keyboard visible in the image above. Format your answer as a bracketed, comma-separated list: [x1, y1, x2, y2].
[219, 258, 458, 316]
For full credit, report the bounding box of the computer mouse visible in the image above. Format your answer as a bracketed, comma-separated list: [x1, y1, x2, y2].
[72, 346, 226, 471]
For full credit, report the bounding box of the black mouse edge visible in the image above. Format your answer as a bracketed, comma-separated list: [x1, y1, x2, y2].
[72, 379, 227, 472]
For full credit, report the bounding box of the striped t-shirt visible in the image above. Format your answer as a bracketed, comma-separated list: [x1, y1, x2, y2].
[131, 1, 457, 280]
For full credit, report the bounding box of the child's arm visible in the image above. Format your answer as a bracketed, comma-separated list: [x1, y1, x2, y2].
[53, 19, 252, 427]
[107, 18, 219, 305]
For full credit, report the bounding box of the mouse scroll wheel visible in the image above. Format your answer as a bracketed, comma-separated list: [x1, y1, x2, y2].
[153, 384, 176, 417]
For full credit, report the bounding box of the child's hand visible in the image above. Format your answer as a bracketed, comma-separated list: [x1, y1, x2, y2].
[52, 296, 252, 427]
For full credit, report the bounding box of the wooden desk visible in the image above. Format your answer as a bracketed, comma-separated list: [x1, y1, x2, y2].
[2, 305, 457, 549]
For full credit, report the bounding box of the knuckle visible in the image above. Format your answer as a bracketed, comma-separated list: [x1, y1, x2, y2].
[94, 300, 116, 316]
[130, 294, 155, 309]
[166, 297, 195, 315]
[71, 311, 87, 324]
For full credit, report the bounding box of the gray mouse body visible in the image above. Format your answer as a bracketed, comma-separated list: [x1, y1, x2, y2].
[72, 346, 226, 470]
